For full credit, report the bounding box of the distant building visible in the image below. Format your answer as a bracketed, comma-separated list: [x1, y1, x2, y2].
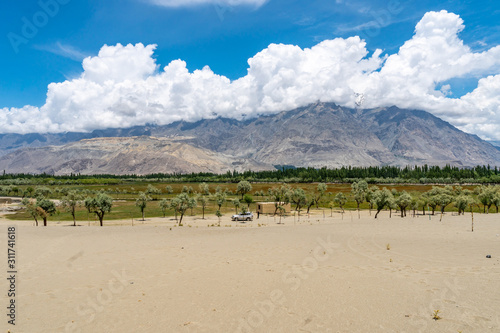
[256, 202, 291, 214]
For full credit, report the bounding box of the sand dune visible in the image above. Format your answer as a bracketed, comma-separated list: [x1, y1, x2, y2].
[1, 210, 500, 332]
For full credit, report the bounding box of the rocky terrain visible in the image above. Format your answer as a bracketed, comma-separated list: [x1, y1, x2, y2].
[0, 136, 273, 175]
[0, 103, 499, 174]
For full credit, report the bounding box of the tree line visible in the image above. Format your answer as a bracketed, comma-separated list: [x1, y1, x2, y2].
[1, 164, 500, 185]
[14, 181, 500, 227]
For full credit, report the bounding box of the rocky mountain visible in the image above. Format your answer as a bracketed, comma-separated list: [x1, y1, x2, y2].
[0, 103, 499, 175]
[0, 136, 273, 175]
[156, 103, 500, 168]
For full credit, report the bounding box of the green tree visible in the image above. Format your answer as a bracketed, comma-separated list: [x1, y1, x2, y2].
[334, 192, 347, 213]
[492, 191, 500, 213]
[351, 180, 368, 218]
[171, 193, 192, 225]
[145, 184, 162, 200]
[165, 185, 174, 195]
[159, 198, 169, 218]
[232, 198, 241, 213]
[365, 185, 379, 215]
[198, 196, 208, 219]
[455, 195, 474, 215]
[313, 183, 327, 208]
[371, 188, 392, 219]
[61, 191, 83, 226]
[395, 191, 412, 218]
[188, 196, 197, 215]
[84, 193, 113, 226]
[35, 186, 52, 198]
[199, 182, 210, 195]
[136, 192, 152, 221]
[37, 197, 57, 226]
[213, 191, 227, 211]
[236, 181, 252, 199]
[242, 194, 253, 210]
[22, 198, 40, 226]
[478, 185, 496, 213]
[268, 185, 292, 215]
[215, 210, 222, 227]
[291, 188, 307, 215]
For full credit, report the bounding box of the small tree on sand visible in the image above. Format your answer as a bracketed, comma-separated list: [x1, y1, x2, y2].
[136, 192, 152, 221]
[61, 191, 83, 226]
[84, 192, 113, 227]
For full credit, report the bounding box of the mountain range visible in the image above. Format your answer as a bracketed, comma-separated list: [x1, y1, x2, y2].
[0, 103, 499, 175]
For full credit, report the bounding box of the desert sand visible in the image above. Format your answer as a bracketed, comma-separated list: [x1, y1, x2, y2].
[1, 209, 499, 333]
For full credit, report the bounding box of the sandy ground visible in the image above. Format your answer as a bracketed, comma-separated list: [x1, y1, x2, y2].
[1, 209, 500, 333]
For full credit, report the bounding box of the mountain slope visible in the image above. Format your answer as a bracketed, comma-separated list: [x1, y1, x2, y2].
[156, 103, 500, 168]
[357, 106, 500, 166]
[0, 136, 273, 175]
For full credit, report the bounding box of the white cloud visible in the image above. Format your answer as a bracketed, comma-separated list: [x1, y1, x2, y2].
[2, 10, 500, 141]
[148, 0, 267, 8]
[35, 42, 90, 62]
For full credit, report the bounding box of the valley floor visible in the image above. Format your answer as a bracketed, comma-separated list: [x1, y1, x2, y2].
[1, 210, 499, 332]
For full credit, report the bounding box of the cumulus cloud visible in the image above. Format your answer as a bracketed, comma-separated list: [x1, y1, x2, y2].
[2, 10, 500, 141]
[148, 0, 267, 8]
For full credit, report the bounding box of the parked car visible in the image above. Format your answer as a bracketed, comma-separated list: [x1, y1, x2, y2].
[231, 212, 254, 221]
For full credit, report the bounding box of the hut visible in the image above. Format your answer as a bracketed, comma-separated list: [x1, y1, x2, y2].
[256, 202, 291, 215]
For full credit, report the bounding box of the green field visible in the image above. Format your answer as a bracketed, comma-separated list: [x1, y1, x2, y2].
[3, 181, 497, 224]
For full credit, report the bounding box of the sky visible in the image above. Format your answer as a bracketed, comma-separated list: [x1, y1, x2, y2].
[1, 0, 500, 140]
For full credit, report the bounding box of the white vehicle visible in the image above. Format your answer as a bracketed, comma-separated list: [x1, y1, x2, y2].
[231, 212, 254, 221]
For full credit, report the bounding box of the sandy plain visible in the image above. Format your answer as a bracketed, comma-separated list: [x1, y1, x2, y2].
[1, 207, 499, 333]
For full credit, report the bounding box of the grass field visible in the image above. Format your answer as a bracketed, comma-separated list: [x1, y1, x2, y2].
[2, 182, 495, 223]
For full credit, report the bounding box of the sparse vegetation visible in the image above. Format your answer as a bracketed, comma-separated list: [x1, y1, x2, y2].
[432, 310, 441, 320]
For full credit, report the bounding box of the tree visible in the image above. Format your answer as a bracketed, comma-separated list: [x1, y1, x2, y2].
[198, 196, 208, 219]
[232, 198, 241, 213]
[84, 193, 113, 226]
[290, 188, 307, 215]
[26, 186, 34, 197]
[365, 186, 379, 216]
[371, 188, 392, 219]
[165, 185, 173, 195]
[478, 185, 496, 213]
[455, 195, 474, 216]
[22, 198, 40, 226]
[334, 192, 347, 213]
[34, 186, 52, 198]
[145, 184, 162, 200]
[493, 191, 500, 213]
[136, 192, 152, 221]
[181, 186, 193, 194]
[199, 182, 210, 195]
[268, 185, 292, 215]
[159, 198, 169, 218]
[37, 197, 56, 226]
[395, 191, 412, 217]
[213, 191, 227, 211]
[428, 186, 454, 221]
[351, 180, 368, 217]
[236, 181, 252, 199]
[242, 194, 253, 210]
[215, 210, 222, 227]
[171, 193, 191, 225]
[188, 196, 197, 216]
[313, 183, 327, 208]
[61, 191, 83, 226]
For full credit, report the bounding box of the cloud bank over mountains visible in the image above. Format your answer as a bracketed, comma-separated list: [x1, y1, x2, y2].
[2, 10, 500, 140]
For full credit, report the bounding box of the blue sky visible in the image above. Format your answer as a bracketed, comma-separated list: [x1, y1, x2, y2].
[1, 0, 500, 139]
